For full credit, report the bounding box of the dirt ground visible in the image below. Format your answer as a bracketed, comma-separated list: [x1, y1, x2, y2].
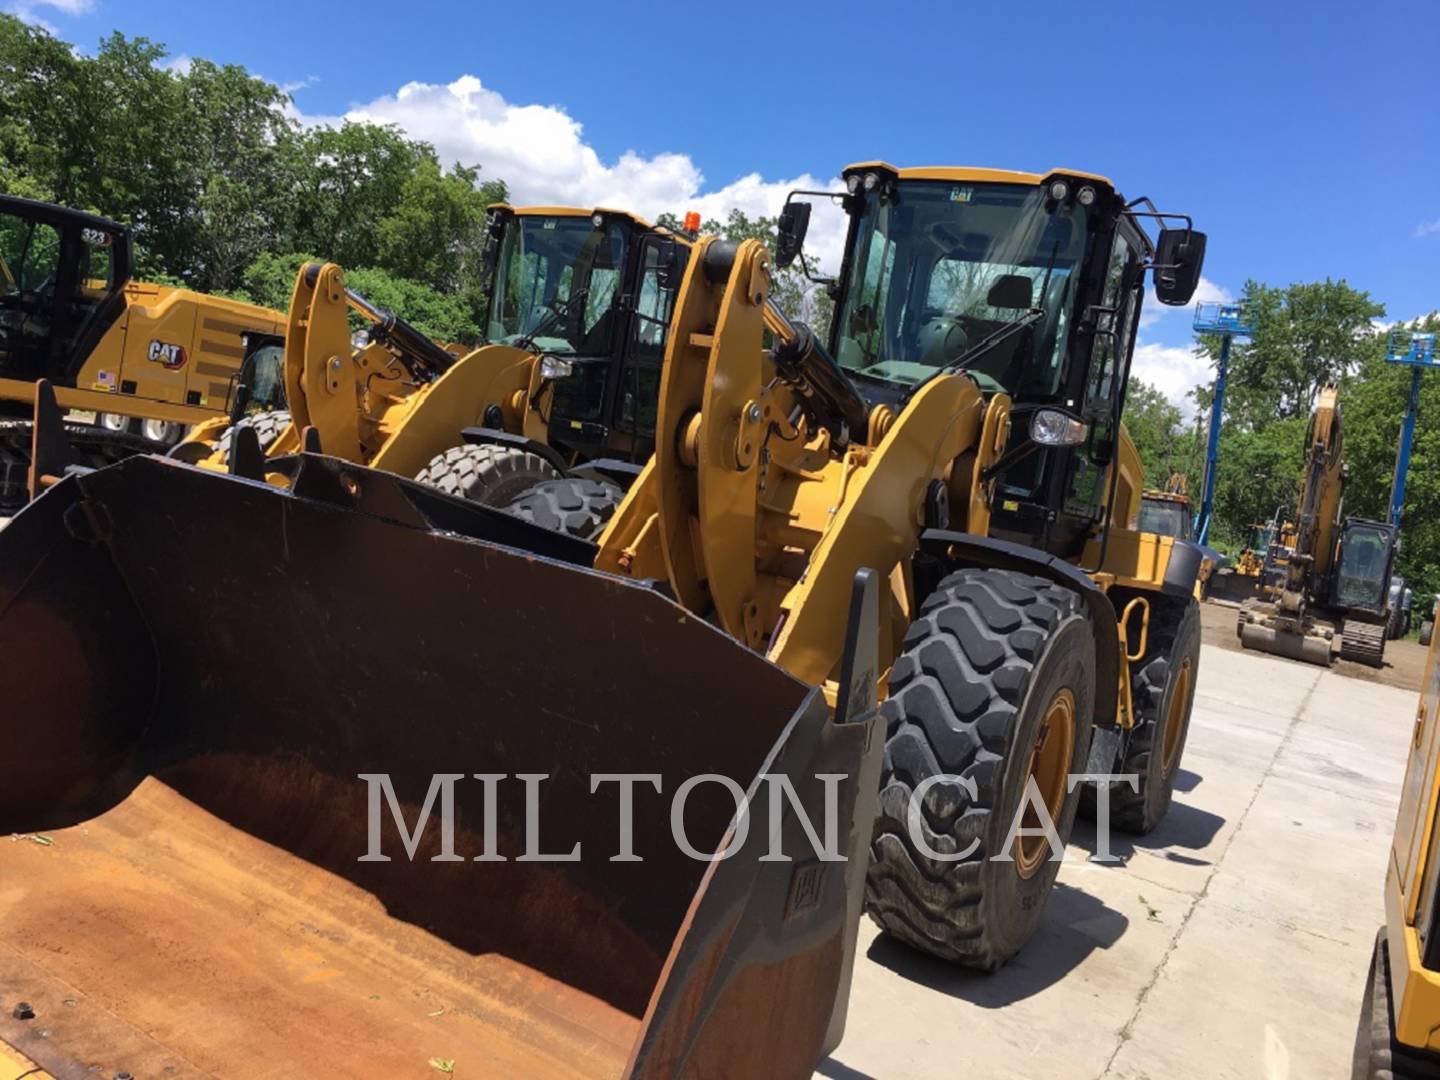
[1201, 589, 1429, 691]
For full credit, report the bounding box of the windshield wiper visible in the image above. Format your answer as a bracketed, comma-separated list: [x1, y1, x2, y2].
[903, 306, 1046, 404]
[514, 287, 589, 354]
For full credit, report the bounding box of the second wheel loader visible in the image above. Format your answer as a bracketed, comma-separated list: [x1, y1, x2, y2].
[177, 204, 691, 538]
[0, 160, 1210, 1074]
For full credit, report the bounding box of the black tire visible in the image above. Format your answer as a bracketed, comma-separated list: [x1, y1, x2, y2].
[415, 444, 560, 507]
[215, 409, 291, 464]
[1352, 926, 1440, 1079]
[504, 476, 624, 540]
[1102, 599, 1202, 835]
[1421, 622, 1434, 648]
[866, 567, 1096, 969]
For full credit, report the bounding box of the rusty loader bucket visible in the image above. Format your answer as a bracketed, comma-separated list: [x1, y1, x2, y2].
[0, 453, 882, 1079]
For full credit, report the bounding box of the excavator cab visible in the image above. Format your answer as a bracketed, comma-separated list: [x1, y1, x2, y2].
[481, 206, 689, 466]
[1330, 518, 1397, 620]
[0, 197, 130, 403]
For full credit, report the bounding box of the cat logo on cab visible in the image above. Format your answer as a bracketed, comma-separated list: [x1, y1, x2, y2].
[147, 339, 188, 370]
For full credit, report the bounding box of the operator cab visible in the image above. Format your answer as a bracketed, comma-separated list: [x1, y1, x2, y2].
[0, 196, 130, 414]
[482, 207, 691, 464]
[1139, 494, 1193, 541]
[1330, 518, 1397, 620]
[779, 163, 1204, 559]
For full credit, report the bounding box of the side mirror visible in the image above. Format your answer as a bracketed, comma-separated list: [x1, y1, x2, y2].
[654, 236, 680, 290]
[1153, 228, 1207, 305]
[776, 201, 811, 269]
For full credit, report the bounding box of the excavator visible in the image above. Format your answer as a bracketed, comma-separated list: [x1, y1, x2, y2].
[165, 203, 690, 538]
[0, 162, 1209, 1075]
[0, 195, 286, 510]
[1236, 385, 1399, 667]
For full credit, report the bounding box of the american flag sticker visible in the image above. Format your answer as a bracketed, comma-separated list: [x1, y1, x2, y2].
[97, 370, 116, 388]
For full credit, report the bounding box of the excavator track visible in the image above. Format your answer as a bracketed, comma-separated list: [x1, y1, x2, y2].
[1340, 620, 1387, 668]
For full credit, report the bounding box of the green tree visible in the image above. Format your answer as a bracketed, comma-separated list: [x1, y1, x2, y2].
[656, 207, 834, 337]
[1337, 314, 1440, 604]
[1199, 278, 1386, 425]
[1122, 377, 1200, 493]
[227, 252, 480, 344]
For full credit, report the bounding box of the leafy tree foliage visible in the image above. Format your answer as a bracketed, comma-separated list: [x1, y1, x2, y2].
[0, 16, 504, 333]
[656, 208, 834, 335]
[226, 252, 480, 343]
[1196, 278, 1386, 425]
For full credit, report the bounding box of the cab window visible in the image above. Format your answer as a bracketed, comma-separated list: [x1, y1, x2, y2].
[0, 212, 61, 295]
[78, 228, 117, 300]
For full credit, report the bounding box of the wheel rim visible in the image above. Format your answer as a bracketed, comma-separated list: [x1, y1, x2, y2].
[99, 412, 128, 433]
[142, 419, 176, 443]
[1015, 687, 1076, 879]
[1161, 658, 1193, 776]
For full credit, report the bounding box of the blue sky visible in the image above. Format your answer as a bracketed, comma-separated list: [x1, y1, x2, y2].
[17, 0, 1440, 403]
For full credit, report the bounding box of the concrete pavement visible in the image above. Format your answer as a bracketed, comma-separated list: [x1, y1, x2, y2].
[824, 642, 1415, 1079]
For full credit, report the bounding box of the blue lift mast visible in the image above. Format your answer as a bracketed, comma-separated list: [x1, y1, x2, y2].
[1384, 329, 1437, 529]
[1193, 301, 1255, 546]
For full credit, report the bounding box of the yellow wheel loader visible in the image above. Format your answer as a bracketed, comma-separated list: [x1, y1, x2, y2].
[2, 160, 1215, 1059]
[1236, 385, 1400, 667]
[177, 205, 691, 539]
[0, 195, 286, 510]
[1138, 473, 1216, 598]
[1355, 607, 1440, 1077]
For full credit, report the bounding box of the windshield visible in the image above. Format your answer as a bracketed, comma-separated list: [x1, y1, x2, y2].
[488, 215, 628, 356]
[834, 180, 1088, 396]
[1334, 524, 1391, 609]
[1139, 498, 1190, 540]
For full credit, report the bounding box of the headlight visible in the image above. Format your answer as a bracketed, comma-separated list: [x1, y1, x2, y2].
[1048, 179, 1070, 202]
[1077, 185, 1096, 206]
[1031, 408, 1087, 446]
[863, 172, 880, 191]
[539, 356, 574, 380]
[591, 213, 604, 228]
[846, 173, 861, 194]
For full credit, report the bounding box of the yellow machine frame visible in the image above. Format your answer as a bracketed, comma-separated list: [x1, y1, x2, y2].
[593, 228, 1187, 725]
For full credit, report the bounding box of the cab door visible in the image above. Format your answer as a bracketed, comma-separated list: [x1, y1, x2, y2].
[0, 208, 66, 381]
[1067, 229, 1142, 526]
[610, 236, 688, 462]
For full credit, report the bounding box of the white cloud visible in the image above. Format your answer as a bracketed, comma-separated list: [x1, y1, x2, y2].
[278, 74, 320, 95]
[294, 74, 850, 269]
[1138, 275, 1232, 329]
[161, 54, 193, 76]
[1130, 339, 1211, 415]
[6, 0, 90, 29]
[1417, 218, 1440, 238]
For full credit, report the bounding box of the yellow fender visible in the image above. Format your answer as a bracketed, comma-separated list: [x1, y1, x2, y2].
[368, 344, 538, 479]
